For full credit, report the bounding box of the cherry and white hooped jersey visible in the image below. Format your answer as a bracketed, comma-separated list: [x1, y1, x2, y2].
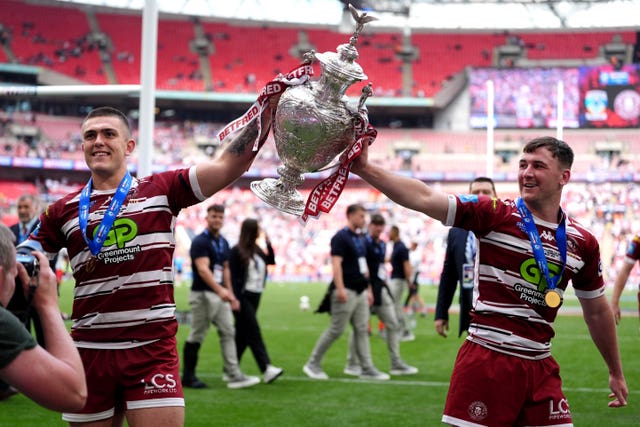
[31, 167, 204, 348]
[445, 194, 604, 360]
[623, 234, 640, 265]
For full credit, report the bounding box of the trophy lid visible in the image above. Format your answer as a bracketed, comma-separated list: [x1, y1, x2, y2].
[313, 5, 376, 84]
[314, 46, 367, 82]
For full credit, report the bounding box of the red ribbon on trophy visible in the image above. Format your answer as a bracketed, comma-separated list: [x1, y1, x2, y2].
[216, 62, 314, 151]
[299, 119, 377, 224]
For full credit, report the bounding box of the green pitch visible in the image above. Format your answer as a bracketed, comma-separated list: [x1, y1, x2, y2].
[2, 281, 638, 426]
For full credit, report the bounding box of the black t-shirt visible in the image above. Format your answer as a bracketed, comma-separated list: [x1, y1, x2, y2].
[331, 227, 368, 292]
[390, 240, 409, 279]
[189, 230, 230, 292]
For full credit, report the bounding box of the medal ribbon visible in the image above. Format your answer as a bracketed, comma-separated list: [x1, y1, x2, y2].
[216, 63, 314, 151]
[300, 120, 377, 224]
[516, 198, 567, 291]
[79, 171, 132, 256]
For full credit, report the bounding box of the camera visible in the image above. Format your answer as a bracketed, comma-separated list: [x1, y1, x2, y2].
[15, 240, 43, 278]
[16, 247, 40, 278]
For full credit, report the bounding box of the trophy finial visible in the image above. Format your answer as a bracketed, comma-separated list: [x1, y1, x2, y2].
[348, 4, 378, 47]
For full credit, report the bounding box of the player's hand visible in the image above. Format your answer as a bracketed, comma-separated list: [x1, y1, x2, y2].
[607, 375, 628, 408]
[434, 319, 449, 338]
[611, 302, 621, 325]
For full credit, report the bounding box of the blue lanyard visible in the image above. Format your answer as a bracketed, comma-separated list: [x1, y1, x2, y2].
[18, 223, 30, 244]
[365, 234, 385, 261]
[79, 172, 132, 256]
[516, 198, 567, 290]
[348, 228, 365, 257]
[207, 231, 224, 264]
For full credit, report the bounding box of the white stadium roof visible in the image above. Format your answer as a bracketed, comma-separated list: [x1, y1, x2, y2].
[52, 0, 640, 30]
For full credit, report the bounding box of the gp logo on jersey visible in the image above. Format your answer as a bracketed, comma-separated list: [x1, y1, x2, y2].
[93, 218, 138, 249]
[520, 258, 562, 292]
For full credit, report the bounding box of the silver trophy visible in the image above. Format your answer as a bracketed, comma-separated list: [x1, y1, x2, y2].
[250, 5, 376, 216]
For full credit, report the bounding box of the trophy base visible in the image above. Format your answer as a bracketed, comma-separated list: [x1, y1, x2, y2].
[250, 178, 305, 216]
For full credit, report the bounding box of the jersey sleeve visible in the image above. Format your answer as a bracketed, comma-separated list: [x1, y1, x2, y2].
[570, 222, 605, 299]
[623, 234, 640, 264]
[448, 194, 512, 238]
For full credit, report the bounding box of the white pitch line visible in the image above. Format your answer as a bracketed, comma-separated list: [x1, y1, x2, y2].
[281, 375, 640, 394]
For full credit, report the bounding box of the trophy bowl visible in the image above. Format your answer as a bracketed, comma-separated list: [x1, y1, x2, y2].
[250, 5, 376, 216]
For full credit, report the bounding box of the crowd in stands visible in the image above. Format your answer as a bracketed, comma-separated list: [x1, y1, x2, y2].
[174, 181, 640, 291]
[2, 109, 640, 180]
[1, 0, 636, 97]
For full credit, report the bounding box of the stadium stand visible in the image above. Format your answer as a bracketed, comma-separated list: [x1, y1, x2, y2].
[1, 0, 639, 289]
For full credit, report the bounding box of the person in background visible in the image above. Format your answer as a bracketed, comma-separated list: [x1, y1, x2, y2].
[0, 223, 87, 412]
[352, 136, 627, 425]
[610, 233, 640, 324]
[182, 204, 259, 390]
[229, 218, 283, 384]
[7, 194, 45, 346]
[303, 204, 389, 381]
[434, 177, 497, 338]
[344, 213, 419, 377]
[388, 225, 414, 342]
[23, 106, 266, 426]
[1, 193, 45, 401]
[405, 240, 427, 317]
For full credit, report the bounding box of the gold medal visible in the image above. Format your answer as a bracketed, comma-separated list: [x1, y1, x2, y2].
[545, 289, 562, 308]
[85, 257, 97, 273]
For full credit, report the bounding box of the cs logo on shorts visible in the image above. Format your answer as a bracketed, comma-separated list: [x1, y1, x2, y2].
[94, 218, 138, 249]
[143, 373, 178, 392]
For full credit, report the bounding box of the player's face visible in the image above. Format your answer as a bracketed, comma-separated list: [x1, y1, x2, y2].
[518, 147, 568, 204]
[207, 210, 225, 233]
[469, 181, 495, 197]
[81, 115, 135, 178]
[17, 198, 38, 222]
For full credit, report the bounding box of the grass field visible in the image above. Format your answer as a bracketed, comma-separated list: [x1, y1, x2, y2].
[2, 280, 639, 426]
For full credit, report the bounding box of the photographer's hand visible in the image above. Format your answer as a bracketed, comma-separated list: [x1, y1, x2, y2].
[16, 251, 59, 312]
[10, 251, 87, 412]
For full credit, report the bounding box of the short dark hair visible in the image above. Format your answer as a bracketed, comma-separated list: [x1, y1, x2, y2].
[207, 204, 225, 214]
[346, 204, 365, 216]
[83, 106, 132, 136]
[370, 213, 385, 225]
[523, 136, 574, 169]
[470, 176, 497, 194]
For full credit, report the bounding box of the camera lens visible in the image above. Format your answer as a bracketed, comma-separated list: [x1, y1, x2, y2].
[16, 252, 39, 278]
